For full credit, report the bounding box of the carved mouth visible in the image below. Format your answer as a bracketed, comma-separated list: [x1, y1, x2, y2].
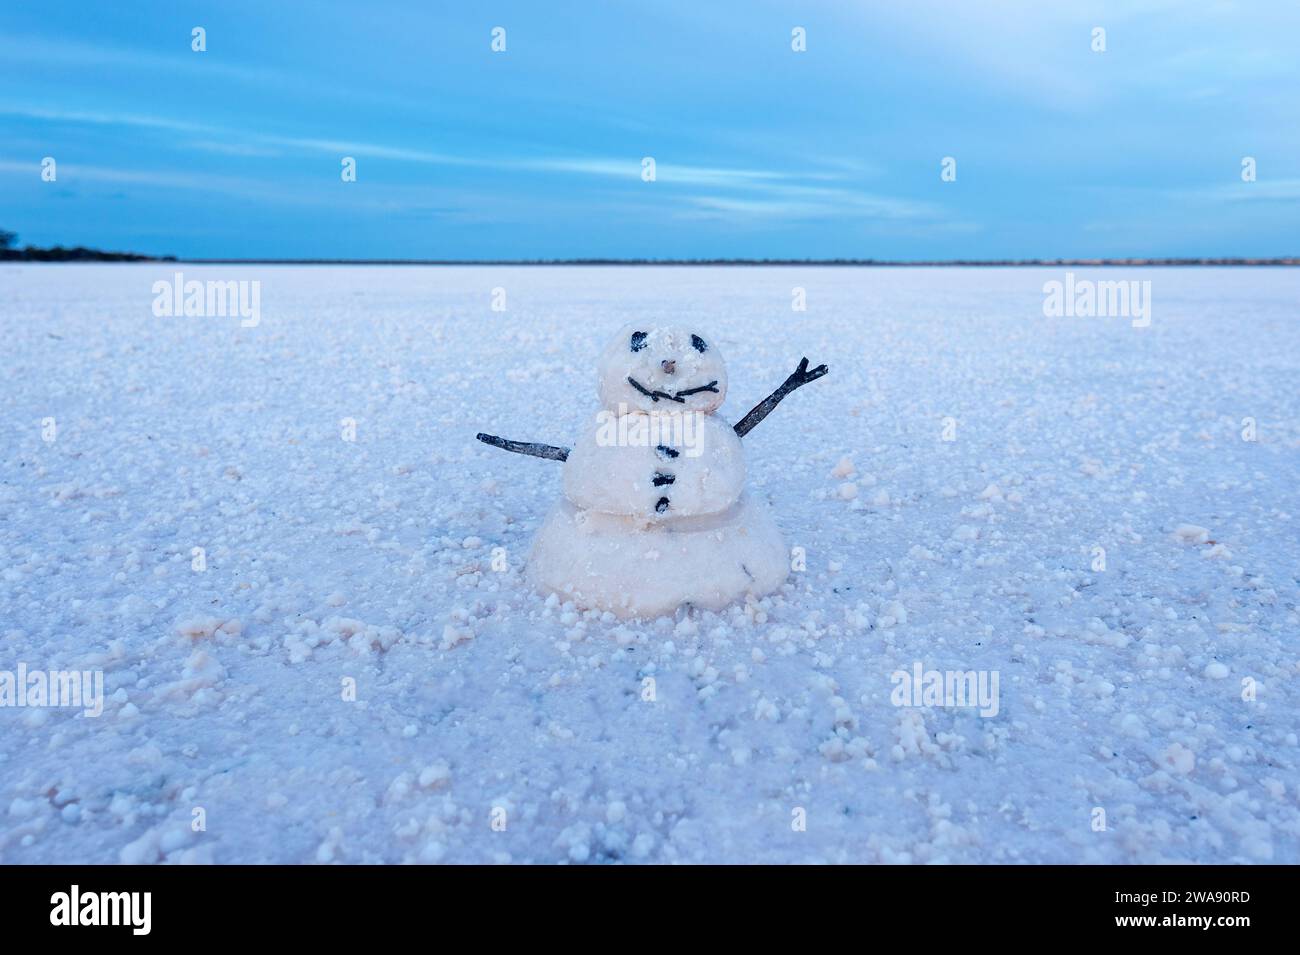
[674, 381, 719, 399]
[627, 376, 718, 404]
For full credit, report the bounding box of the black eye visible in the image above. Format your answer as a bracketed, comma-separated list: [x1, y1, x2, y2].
[630, 331, 648, 352]
[690, 334, 707, 353]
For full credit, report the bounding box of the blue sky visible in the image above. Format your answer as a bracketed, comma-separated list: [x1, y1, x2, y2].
[1, 0, 1297, 260]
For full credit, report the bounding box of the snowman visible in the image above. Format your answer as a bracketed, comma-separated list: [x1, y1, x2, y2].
[477, 325, 827, 618]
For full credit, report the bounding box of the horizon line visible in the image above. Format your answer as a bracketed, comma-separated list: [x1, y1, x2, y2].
[7, 249, 1300, 267]
[174, 256, 1300, 267]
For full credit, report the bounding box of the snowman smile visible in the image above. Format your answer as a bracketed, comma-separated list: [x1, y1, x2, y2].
[674, 380, 720, 398]
[627, 376, 719, 404]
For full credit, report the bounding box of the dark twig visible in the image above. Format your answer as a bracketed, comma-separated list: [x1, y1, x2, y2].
[674, 380, 719, 399]
[628, 377, 684, 403]
[627, 376, 656, 400]
[476, 433, 570, 462]
[733, 357, 828, 438]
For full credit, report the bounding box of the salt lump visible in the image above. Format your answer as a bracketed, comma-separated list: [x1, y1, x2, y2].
[478, 324, 827, 618]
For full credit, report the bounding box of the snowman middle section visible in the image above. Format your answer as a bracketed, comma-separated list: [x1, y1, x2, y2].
[527, 410, 789, 618]
[565, 410, 746, 518]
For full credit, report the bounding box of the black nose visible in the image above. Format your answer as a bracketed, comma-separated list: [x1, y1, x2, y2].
[661, 360, 676, 374]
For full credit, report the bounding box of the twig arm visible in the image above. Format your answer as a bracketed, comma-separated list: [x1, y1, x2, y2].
[476, 433, 570, 462]
[733, 357, 828, 439]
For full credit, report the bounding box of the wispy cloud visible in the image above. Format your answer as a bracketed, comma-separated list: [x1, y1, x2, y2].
[682, 188, 940, 222]
[0, 158, 470, 215]
[1172, 179, 1300, 203]
[0, 105, 213, 134]
[0, 103, 933, 224]
[0, 104, 851, 187]
[1211, 181, 1300, 202]
[0, 34, 298, 91]
[523, 158, 834, 187]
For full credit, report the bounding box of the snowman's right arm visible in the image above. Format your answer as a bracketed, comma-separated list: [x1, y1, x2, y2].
[476, 433, 570, 462]
[733, 357, 828, 438]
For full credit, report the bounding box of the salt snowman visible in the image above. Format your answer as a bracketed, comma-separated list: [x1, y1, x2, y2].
[478, 325, 827, 618]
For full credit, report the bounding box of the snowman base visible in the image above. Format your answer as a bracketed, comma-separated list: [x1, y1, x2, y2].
[527, 492, 788, 619]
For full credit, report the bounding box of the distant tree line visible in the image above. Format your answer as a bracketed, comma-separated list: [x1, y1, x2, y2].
[0, 228, 173, 262]
[1, 228, 1294, 265]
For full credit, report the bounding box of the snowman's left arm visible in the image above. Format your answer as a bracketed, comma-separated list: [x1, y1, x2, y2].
[733, 357, 828, 439]
[476, 433, 570, 462]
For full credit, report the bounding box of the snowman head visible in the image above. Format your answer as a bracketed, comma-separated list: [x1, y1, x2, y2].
[597, 324, 728, 415]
